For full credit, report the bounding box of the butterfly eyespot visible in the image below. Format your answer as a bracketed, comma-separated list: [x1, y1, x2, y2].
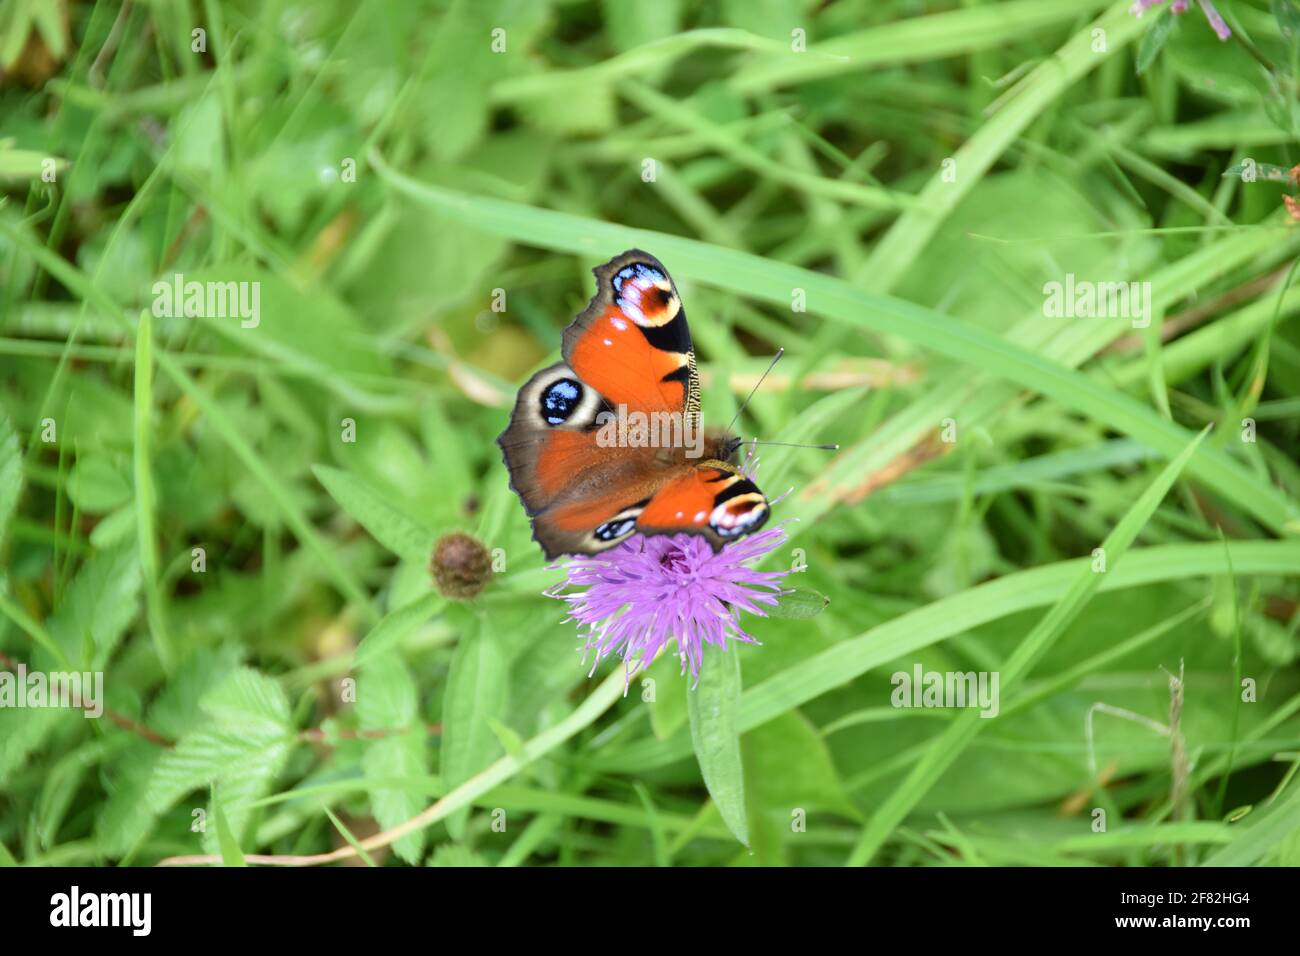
[540, 378, 583, 425]
[595, 517, 637, 541]
[709, 499, 767, 537]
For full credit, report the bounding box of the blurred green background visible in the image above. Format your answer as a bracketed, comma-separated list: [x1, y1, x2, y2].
[1, 0, 1299, 866]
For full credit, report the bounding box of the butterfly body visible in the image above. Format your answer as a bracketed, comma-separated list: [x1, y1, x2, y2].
[498, 251, 770, 559]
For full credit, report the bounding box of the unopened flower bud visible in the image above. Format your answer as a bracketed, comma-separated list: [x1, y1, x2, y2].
[431, 532, 491, 599]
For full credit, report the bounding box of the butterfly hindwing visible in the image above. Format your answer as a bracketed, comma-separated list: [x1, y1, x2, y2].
[637, 462, 769, 548]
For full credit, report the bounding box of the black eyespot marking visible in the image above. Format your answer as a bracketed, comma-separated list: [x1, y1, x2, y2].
[640, 311, 692, 354]
[713, 478, 762, 506]
[656, 288, 674, 307]
[540, 378, 583, 426]
[595, 517, 637, 541]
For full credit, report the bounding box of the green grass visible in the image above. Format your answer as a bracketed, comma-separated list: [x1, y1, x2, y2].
[0, 0, 1298, 867]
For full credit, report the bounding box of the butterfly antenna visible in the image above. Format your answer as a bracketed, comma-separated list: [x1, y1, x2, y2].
[726, 348, 785, 434]
[747, 439, 840, 451]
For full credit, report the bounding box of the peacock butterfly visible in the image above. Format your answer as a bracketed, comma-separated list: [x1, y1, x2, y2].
[497, 250, 769, 559]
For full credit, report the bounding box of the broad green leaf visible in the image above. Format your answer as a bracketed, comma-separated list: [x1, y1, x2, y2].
[146, 668, 294, 851]
[688, 647, 749, 846]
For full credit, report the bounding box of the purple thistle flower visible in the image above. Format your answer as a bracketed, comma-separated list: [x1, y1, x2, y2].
[1129, 0, 1231, 41]
[550, 526, 792, 686]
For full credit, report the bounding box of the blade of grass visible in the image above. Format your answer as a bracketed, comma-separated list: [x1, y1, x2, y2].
[133, 307, 174, 672]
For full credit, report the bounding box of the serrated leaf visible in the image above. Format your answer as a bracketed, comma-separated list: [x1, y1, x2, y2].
[313, 464, 434, 565]
[688, 647, 749, 846]
[146, 668, 293, 850]
[427, 843, 487, 866]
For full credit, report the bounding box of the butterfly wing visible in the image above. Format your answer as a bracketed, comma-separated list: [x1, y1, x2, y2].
[561, 249, 700, 418]
[497, 360, 657, 558]
[637, 462, 770, 547]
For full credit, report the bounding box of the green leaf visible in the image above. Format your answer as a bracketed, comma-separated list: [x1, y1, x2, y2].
[1136, 9, 1176, 75]
[357, 656, 429, 864]
[427, 844, 487, 866]
[355, 590, 445, 669]
[313, 464, 434, 566]
[746, 711, 860, 822]
[68, 455, 132, 513]
[487, 718, 526, 759]
[440, 615, 509, 839]
[146, 668, 294, 851]
[47, 543, 140, 668]
[768, 586, 829, 619]
[688, 647, 749, 846]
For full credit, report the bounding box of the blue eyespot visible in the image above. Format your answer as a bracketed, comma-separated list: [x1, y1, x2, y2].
[540, 378, 582, 425]
[595, 517, 636, 541]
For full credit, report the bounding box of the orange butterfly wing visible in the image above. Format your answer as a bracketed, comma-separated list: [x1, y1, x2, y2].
[561, 250, 699, 416]
[637, 465, 769, 542]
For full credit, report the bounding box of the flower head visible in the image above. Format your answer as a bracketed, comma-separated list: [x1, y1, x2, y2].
[1130, 0, 1231, 41]
[550, 526, 792, 685]
[431, 532, 492, 599]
